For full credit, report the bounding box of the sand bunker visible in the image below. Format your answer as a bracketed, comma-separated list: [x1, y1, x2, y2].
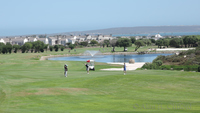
[101, 62, 145, 71]
[156, 48, 194, 51]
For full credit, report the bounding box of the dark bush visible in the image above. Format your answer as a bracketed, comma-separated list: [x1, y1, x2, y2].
[49, 46, 53, 51]
[198, 66, 200, 72]
[160, 65, 171, 70]
[40, 49, 44, 53]
[153, 55, 165, 63]
[155, 60, 163, 66]
[54, 45, 59, 52]
[160, 65, 198, 71]
[141, 63, 159, 69]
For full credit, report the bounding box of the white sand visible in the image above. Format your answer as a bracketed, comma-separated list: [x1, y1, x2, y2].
[101, 62, 145, 71]
[156, 48, 194, 51]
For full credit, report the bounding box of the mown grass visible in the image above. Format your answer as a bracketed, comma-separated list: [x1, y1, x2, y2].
[0, 49, 200, 113]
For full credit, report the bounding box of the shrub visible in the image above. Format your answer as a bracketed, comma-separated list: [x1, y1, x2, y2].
[141, 63, 159, 69]
[153, 55, 165, 63]
[49, 46, 53, 51]
[155, 60, 163, 66]
[54, 45, 59, 52]
[160, 65, 199, 71]
[40, 49, 44, 53]
[60, 45, 65, 51]
[198, 66, 200, 72]
[160, 65, 171, 70]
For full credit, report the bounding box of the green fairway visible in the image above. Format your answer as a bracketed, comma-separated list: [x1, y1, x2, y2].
[0, 51, 200, 113]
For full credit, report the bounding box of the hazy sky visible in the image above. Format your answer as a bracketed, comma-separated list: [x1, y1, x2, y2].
[0, 0, 200, 36]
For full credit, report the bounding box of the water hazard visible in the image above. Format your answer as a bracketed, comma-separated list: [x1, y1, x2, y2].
[48, 53, 172, 63]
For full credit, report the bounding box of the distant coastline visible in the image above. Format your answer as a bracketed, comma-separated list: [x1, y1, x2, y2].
[1, 25, 200, 37]
[113, 31, 200, 37]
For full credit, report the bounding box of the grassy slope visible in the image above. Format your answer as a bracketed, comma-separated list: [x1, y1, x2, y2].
[0, 49, 200, 113]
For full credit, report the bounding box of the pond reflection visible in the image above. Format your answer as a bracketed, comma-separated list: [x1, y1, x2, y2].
[48, 53, 172, 63]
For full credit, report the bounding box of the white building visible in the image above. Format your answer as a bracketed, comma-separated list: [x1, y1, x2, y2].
[91, 35, 98, 40]
[60, 38, 69, 46]
[155, 34, 162, 38]
[0, 38, 5, 44]
[85, 35, 92, 40]
[68, 38, 76, 44]
[12, 38, 28, 46]
[28, 37, 37, 42]
[48, 37, 57, 46]
[37, 38, 49, 44]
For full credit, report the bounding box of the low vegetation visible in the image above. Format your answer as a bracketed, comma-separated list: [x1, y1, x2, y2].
[141, 44, 200, 72]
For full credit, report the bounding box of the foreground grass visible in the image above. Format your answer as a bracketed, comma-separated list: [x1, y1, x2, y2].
[0, 53, 200, 113]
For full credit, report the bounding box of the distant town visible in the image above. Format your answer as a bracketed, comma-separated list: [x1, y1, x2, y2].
[0, 33, 183, 46]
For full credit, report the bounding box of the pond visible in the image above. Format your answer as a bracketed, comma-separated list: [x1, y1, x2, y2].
[48, 53, 172, 63]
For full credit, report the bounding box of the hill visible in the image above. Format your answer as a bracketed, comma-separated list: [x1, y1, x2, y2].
[54, 25, 200, 36]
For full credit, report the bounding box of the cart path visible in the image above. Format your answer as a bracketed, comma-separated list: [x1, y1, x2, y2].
[101, 62, 145, 71]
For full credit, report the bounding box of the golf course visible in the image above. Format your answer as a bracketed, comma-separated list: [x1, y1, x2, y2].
[0, 48, 200, 113]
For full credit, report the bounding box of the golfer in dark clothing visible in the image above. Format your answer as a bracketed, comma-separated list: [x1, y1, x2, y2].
[124, 63, 126, 75]
[64, 64, 68, 77]
[85, 63, 89, 74]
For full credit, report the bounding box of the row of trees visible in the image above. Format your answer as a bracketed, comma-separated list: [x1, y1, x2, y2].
[0, 41, 66, 54]
[1, 35, 200, 54]
[155, 35, 200, 48]
[0, 43, 13, 54]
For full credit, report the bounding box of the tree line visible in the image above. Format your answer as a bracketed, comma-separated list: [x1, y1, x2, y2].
[155, 35, 200, 48]
[1, 35, 200, 54]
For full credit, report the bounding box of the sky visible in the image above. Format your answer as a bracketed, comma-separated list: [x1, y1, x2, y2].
[0, 0, 200, 36]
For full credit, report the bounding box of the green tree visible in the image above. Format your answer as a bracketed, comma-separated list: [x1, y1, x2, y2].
[104, 39, 110, 47]
[142, 39, 151, 46]
[6, 43, 13, 54]
[163, 39, 169, 48]
[2, 44, 8, 54]
[150, 39, 156, 43]
[134, 40, 145, 51]
[130, 37, 136, 43]
[0, 43, 5, 54]
[68, 44, 75, 50]
[169, 38, 183, 48]
[116, 38, 132, 51]
[44, 44, 49, 52]
[13, 44, 20, 53]
[90, 40, 98, 46]
[21, 42, 32, 53]
[54, 45, 59, 52]
[188, 36, 198, 47]
[80, 41, 88, 46]
[183, 36, 189, 47]
[156, 39, 163, 48]
[110, 39, 117, 52]
[49, 46, 53, 51]
[33, 41, 44, 53]
[60, 45, 65, 51]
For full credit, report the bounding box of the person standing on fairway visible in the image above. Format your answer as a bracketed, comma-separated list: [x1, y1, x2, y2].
[123, 63, 126, 75]
[85, 63, 89, 74]
[64, 64, 68, 77]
